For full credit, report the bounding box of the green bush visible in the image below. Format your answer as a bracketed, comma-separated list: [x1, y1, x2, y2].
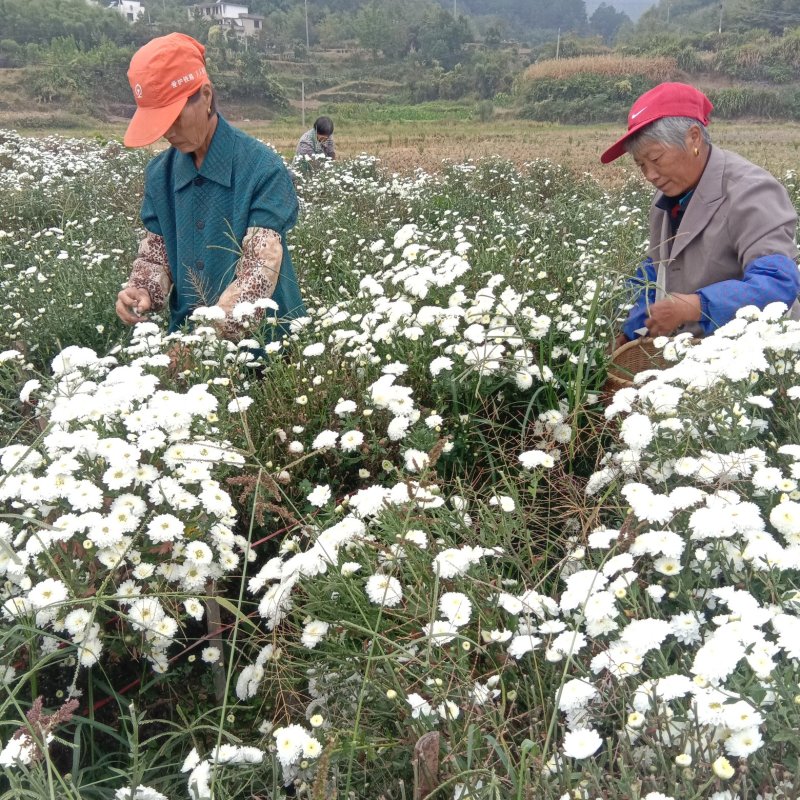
[474, 99, 494, 122]
[708, 87, 800, 120]
[518, 73, 653, 123]
[713, 28, 800, 83]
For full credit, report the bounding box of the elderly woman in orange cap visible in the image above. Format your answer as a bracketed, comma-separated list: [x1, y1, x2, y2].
[605, 82, 800, 347]
[115, 33, 304, 340]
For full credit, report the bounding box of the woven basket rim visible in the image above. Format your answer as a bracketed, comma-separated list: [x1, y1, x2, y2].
[606, 337, 664, 390]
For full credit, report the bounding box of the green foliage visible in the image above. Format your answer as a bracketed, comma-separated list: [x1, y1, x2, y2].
[712, 28, 800, 84]
[589, 3, 633, 46]
[207, 49, 289, 108]
[0, 0, 132, 49]
[23, 37, 134, 107]
[530, 35, 611, 63]
[518, 73, 653, 123]
[707, 86, 800, 120]
[474, 99, 494, 122]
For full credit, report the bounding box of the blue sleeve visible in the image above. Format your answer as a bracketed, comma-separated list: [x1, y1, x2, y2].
[621, 257, 658, 340]
[696, 254, 800, 334]
[248, 152, 299, 235]
[140, 159, 163, 237]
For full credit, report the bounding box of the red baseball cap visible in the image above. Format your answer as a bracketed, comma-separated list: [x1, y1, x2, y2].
[124, 33, 210, 148]
[600, 82, 713, 164]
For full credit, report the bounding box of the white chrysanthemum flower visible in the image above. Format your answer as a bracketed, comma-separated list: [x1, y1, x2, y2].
[422, 619, 459, 644]
[562, 728, 603, 759]
[406, 692, 434, 718]
[430, 356, 454, 376]
[236, 664, 264, 700]
[184, 598, 205, 622]
[334, 399, 358, 416]
[387, 415, 411, 441]
[437, 699, 461, 720]
[519, 449, 555, 469]
[186, 541, 213, 566]
[489, 495, 516, 512]
[401, 529, 427, 548]
[227, 396, 254, 413]
[28, 579, 69, 610]
[302, 342, 325, 357]
[303, 738, 322, 758]
[507, 634, 542, 659]
[619, 413, 654, 451]
[482, 628, 513, 644]
[365, 574, 403, 607]
[439, 592, 472, 626]
[557, 678, 598, 712]
[312, 430, 338, 450]
[146, 514, 185, 544]
[273, 724, 312, 769]
[722, 700, 764, 731]
[403, 448, 430, 472]
[114, 785, 169, 800]
[307, 484, 332, 508]
[301, 619, 330, 649]
[340, 430, 364, 452]
[724, 726, 763, 757]
[770, 499, 800, 536]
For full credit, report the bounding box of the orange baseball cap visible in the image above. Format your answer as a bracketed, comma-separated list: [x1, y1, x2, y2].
[124, 33, 210, 148]
[601, 82, 713, 164]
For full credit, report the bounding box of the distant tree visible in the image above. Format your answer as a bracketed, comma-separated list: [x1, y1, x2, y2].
[414, 7, 472, 68]
[316, 11, 357, 48]
[590, 3, 631, 44]
[354, 1, 388, 57]
[734, 0, 800, 35]
[484, 24, 503, 48]
[354, 0, 411, 59]
[470, 49, 512, 98]
[0, 0, 132, 47]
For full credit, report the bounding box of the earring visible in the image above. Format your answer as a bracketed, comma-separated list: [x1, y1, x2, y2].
[693, 147, 699, 157]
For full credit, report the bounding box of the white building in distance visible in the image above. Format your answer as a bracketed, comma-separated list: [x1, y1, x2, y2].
[188, 1, 265, 37]
[106, 0, 144, 22]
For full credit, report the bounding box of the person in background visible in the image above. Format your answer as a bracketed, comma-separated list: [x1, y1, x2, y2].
[295, 116, 336, 164]
[115, 32, 304, 342]
[603, 82, 800, 349]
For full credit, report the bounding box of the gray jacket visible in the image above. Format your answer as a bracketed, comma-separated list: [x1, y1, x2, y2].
[648, 146, 799, 335]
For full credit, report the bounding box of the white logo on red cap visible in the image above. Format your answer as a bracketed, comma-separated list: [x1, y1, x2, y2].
[134, 83, 143, 99]
[630, 106, 647, 120]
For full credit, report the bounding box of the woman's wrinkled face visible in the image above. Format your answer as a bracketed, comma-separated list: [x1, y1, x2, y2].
[631, 128, 705, 197]
[164, 89, 213, 154]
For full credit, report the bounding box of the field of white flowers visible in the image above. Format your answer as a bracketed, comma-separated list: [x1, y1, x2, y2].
[2, 128, 800, 800]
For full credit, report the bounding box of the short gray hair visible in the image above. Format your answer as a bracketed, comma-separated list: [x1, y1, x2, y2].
[626, 116, 711, 156]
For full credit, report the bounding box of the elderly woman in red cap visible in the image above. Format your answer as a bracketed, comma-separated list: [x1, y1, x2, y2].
[115, 33, 304, 341]
[605, 82, 800, 348]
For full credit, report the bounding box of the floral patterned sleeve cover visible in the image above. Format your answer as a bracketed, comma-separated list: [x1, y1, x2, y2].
[128, 231, 173, 312]
[215, 227, 283, 340]
[128, 227, 283, 340]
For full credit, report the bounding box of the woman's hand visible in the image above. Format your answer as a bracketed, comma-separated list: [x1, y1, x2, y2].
[645, 293, 701, 336]
[116, 286, 152, 325]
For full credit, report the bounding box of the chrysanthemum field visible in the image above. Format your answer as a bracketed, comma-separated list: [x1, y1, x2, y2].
[3, 129, 800, 800]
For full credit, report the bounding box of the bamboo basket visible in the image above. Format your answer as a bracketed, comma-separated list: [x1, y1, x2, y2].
[605, 337, 671, 393]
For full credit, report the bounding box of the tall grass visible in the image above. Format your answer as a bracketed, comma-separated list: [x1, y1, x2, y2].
[521, 54, 679, 82]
